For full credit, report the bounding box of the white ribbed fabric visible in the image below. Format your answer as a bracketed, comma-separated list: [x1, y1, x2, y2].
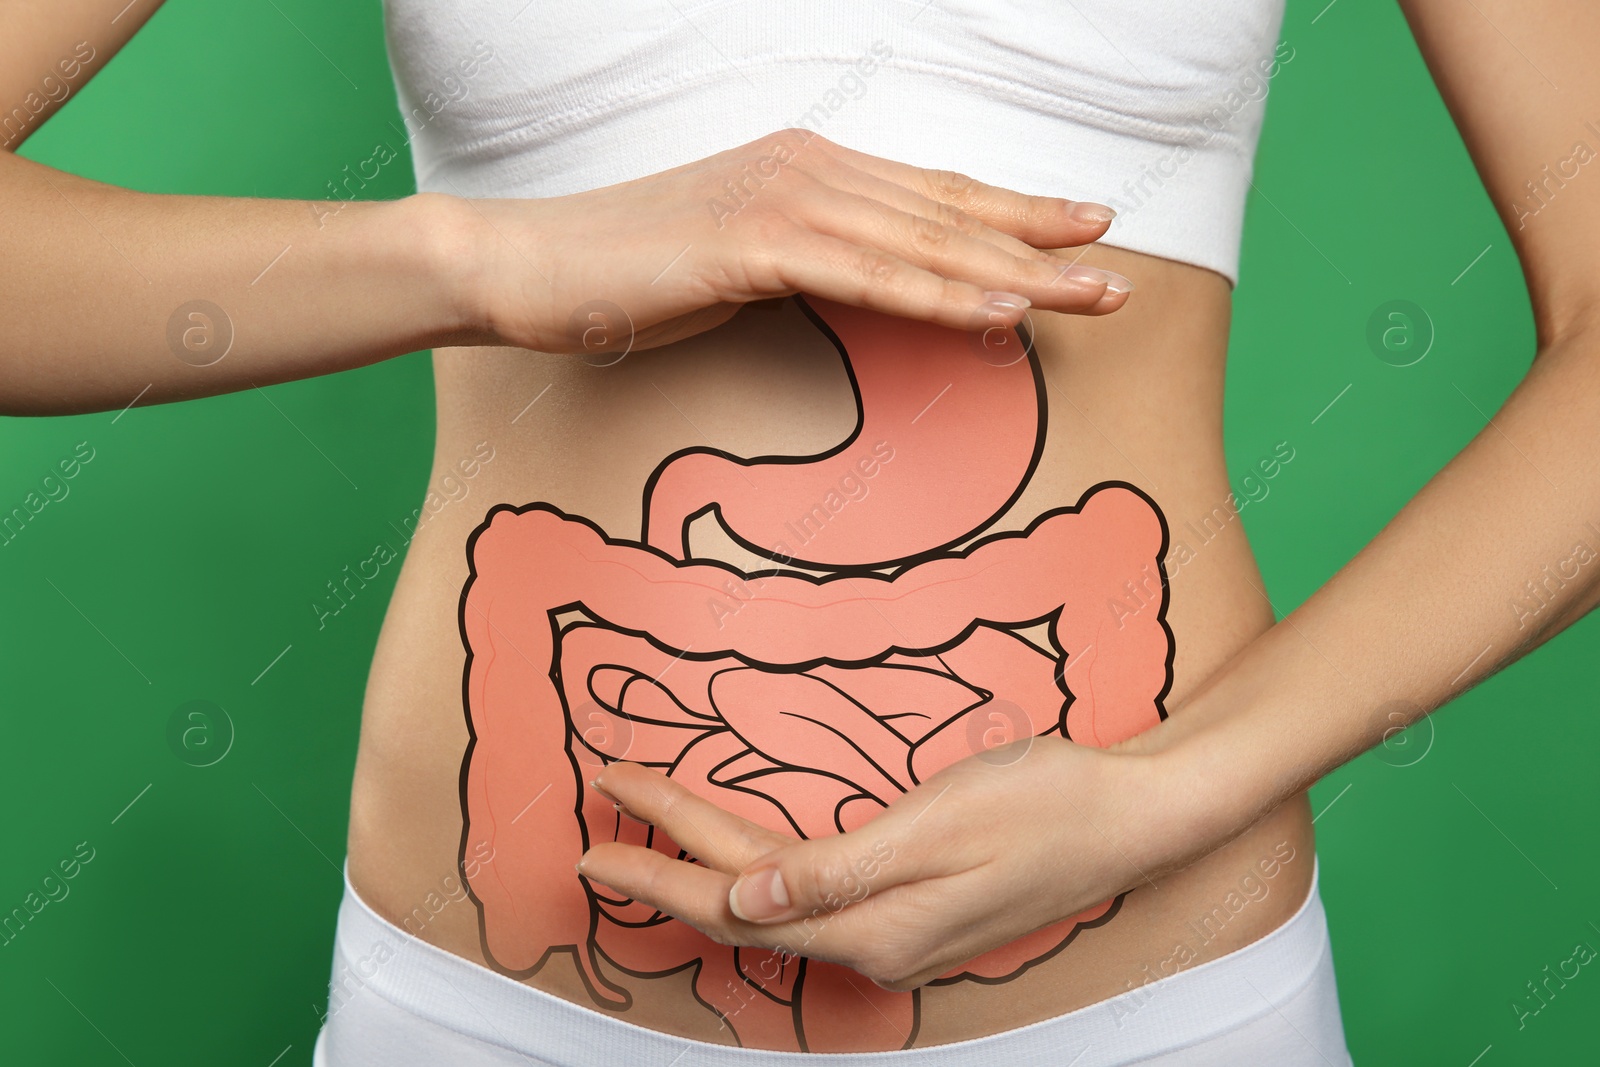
[381, 0, 1288, 286]
[312, 858, 1349, 1066]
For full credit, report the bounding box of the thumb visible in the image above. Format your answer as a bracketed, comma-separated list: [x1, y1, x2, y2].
[726, 808, 949, 925]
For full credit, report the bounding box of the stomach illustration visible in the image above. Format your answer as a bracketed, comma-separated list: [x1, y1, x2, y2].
[457, 295, 1175, 1051]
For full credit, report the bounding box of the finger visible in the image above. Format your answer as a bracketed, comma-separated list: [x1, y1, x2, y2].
[724, 806, 966, 926]
[578, 839, 739, 931]
[591, 761, 789, 874]
[791, 173, 1133, 313]
[576, 839, 907, 968]
[806, 159, 1061, 263]
[576, 839, 829, 957]
[747, 230, 1034, 330]
[801, 134, 1118, 248]
[1062, 281, 1134, 316]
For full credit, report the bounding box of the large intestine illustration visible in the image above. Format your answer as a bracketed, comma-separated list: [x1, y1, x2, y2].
[457, 295, 1174, 1051]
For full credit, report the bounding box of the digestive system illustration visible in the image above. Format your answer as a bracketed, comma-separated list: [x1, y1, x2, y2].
[458, 295, 1175, 1051]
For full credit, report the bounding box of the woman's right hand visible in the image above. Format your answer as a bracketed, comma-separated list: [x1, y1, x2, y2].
[456, 128, 1134, 356]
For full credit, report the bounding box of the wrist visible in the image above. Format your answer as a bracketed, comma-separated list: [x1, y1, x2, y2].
[402, 190, 501, 347]
[1111, 711, 1282, 881]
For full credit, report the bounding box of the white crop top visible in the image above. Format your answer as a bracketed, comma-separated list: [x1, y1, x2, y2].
[382, 0, 1288, 287]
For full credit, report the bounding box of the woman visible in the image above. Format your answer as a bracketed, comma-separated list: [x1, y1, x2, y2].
[5, 1, 1595, 1064]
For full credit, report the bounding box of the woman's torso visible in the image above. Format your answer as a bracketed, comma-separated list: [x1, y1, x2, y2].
[354, 0, 1303, 1050]
[346, 241, 1315, 1052]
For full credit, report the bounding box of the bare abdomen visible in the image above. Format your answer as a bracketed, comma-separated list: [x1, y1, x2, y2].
[350, 247, 1315, 1051]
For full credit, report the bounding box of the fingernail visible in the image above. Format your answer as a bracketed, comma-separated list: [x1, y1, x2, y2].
[1067, 201, 1116, 225]
[1058, 266, 1114, 289]
[729, 867, 790, 922]
[589, 777, 615, 801]
[980, 291, 1031, 317]
[1101, 270, 1134, 295]
[575, 857, 587, 874]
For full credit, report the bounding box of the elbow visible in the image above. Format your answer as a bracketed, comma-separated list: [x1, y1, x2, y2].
[1525, 248, 1600, 354]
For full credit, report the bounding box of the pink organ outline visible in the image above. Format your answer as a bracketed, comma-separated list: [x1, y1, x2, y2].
[456, 295, 1175, 1052]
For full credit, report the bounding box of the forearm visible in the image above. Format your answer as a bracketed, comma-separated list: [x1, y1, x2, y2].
[0, 151, 475, 415]
[1139, 329, 1600, 854]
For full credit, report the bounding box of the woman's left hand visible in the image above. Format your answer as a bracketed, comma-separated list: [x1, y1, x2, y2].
[577, 734, 1186, 991]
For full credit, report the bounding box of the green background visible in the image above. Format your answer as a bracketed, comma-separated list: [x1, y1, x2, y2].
[2, 1, 1593, 1064]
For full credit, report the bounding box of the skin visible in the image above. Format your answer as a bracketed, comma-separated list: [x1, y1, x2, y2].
[0, 7, 1132, 414]
[5, 0, 1595, 1052]
[578, 0, 1600, 996]
[361, 242, 1312, 1046]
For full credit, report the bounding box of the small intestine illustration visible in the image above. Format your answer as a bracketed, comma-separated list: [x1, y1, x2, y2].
[457, 295, 1174, 1051]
